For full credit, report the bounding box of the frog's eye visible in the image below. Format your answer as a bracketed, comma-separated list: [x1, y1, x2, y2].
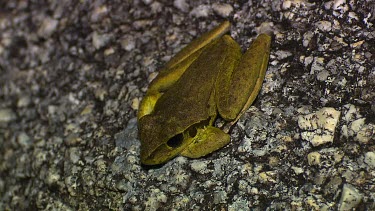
[167, 133, 184, 148]
[166, 127, 198, 149]
[166, 123, 200, 149]
[187, 127, 197, 138]
[167, 118, 212, 149]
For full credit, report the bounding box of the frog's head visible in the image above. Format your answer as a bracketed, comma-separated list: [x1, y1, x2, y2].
[138, 114, 202, 165]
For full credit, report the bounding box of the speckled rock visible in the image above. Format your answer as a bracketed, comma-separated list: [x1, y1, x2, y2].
[364, 152, 375, 168]
[212, 3, 233, 18]
[0, 108, 16, 122]
[1, 0, 375, 210]
[298, 107, 341, 146]
[338, 184, 362, 211]
[174, 0, 189, 12]
[307, 151, 321, 165]
[37, 17, 59, 38]
[341, 104, 375, 144]
[190, 5, 211, 18]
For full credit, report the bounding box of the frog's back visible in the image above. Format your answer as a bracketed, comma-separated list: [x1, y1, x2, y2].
[153, 36, 242, 129]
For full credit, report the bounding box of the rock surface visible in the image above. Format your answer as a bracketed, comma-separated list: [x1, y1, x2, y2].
[1, 0, 374, 210]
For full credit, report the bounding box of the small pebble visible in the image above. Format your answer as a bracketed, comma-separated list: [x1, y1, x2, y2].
[38, 17, 59, 38]
[212, 3, 233, 18]
[174, 0, 189, 12]
[308, 152, 321, 165]
[338, 184, 362, 211]
[0, 108, 16, 122]
[92, 32, 111, 49]
[364, 152, 375, 168]
[190, 5, 211, 18]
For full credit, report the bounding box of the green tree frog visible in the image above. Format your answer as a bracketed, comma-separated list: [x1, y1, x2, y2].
[138, 21, 271, 165]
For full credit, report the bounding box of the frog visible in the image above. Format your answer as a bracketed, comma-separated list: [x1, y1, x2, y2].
[138, 21, 271, 165]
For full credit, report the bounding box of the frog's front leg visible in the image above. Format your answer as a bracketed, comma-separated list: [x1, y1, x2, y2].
[180, 126, 231, 158]
[216, 33, 271, 123]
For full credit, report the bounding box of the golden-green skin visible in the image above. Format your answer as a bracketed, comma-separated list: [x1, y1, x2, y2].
[138, 21, 271, 165]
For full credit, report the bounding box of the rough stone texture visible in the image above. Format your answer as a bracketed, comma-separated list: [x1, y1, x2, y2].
[338, 184, 363, 211]
[298, 107, 341, 146]
[1, 0, 374, 210]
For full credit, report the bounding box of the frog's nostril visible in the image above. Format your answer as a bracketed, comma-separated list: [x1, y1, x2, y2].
[167, 133, 184, 148]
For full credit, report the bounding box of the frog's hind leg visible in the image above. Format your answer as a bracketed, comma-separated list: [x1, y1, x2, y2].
[216, 34, 271, 126]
